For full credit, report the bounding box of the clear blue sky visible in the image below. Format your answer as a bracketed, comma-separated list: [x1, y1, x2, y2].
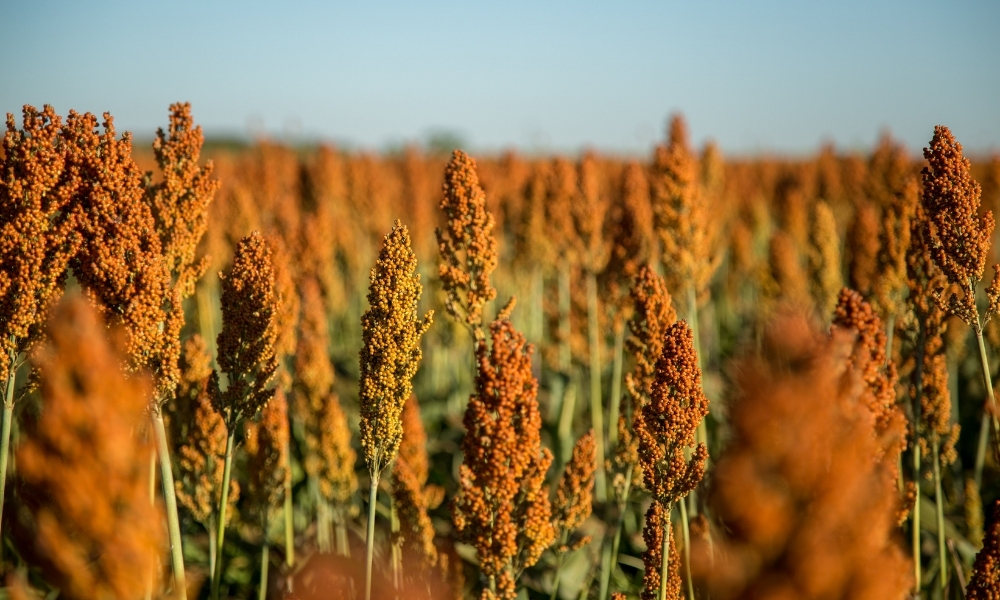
[2, 1, 998, 155]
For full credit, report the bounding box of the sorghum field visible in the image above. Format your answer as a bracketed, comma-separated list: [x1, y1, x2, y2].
[2, 102, 1000, 600]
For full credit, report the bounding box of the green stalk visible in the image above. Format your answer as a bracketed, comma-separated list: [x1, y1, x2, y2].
[365, 472, 380, 600]
[549, 534, 568, 600]
[586, 271, 608, 503]
[932, 437, 947, 592]
[607, 321, 625, 452]
[146, 450, 157, 600]
[0, 366, 17, 543]
[601, 464, 633, 600]
[208, 513, 218, 582]
[390, 493, 401, 589]
[212, 430, 236, 600]
[258, 542, 270, 600]
[557, 377, 578, 463]
[973, 324, 1000, 487]
[284, 474, 295, 567]
[686, 285, 706, 516]
[678, 496, 695, 600]
[659, 503, 673, 600]
[152, 410, 188, 600]
[912, 327, 925, 594]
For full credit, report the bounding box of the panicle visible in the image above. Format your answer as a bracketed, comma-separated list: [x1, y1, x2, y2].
[148, 102, 220, 299]
[635, 320, 709, 505]
[694, 312, 912, 599]
[62, 110, 181, 399]
[847, 201, 880, 298]
[640, 501, 682, 600]
[807, 200, 843, 318]
[921, 126, 994, 321]
[437, 149, 499, 336]
[391, 397, 439, 574]
[359, 220, 433, 475]
[617, 266, 676, 483]
[210, 231, 279, 426]
[651, 113, 719, 303]
[767, 230, 810, 307]
[175, 373, 239, 526]
[295, 277, 335, 411]
[452, 318, 555, 600]
[873, 178, 918, 319]
[552, 429, 596, 549]
[966, 500, 1000, 599]
[573, 151, 610, 272]
[314, 392, 359, 512]
[245, 388, 290, 524]
[14, 297, 165, 600]
[267, 231, 300, 367]
[0, 104, 78, 383]
[604, 161, 655, 309]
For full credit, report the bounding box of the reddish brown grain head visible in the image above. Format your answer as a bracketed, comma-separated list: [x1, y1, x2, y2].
[437, 149, 499, 336]
[967, 500, 1000, 599]
[921, 125, 995, 325]
[245, 388, 290, 526]
[15, 297, 165, 600]
[210, 231, 279, 427]
[0, 105, 79, 384]
[452, 317, 555, 600]
[694, 312, 912, 599]
[636, 320, 709, 505]
[552, 429, 596, 551]
[63, 110, 181, 400]
[148, 102, 219, 299]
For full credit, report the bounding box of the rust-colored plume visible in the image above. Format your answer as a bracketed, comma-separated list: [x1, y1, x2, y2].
[245, 388, 291, 525]
[62, 110, 181, 399]
[13, 297, 165, 600]
[636, 321, 709, 506]
[967, 500, 1000, 598]
[807, 200, 843, 318]
[452, 317, 556, 600]
[640, 501, 681, 600]
[651, 114, 719, 303]
[210, 231, 279, 427]
[921, 125, 995, 325]
[694, 312, 912, 599]
[0, 105, 78, 385]
[616, 266, 677, 484]
[847, 201, 880, 299]
[552, 429, 596, 551]
[147, 102, 219, 299]
[391, 396, 440, 577]
[437, 149, 499, 337]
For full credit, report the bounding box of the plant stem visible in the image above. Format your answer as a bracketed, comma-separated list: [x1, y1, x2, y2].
[550, 534, 567, 600]
[284, 451, 294, 567]
[912, 327, 925, 595]
[259, 542, 270, 600]
[601, 464, 633, 600]
[0, 366, 16, 543]
[208, 513, 218, 581]
[973, 325, 1000, 486]
[678, 495, 695, 600]
[152, 410, 188, 600]
[687, 285, 706, 516]
[390, 492, 401, 589]
[365, 471, 380, 600]
[212, 430, 236, 600]
[932, 437, 947, 592]
[659, 503, 673, 600]
[587, 271, 608, 503]
[885, 313, 896, 367]
[607, 320, 625, 453]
